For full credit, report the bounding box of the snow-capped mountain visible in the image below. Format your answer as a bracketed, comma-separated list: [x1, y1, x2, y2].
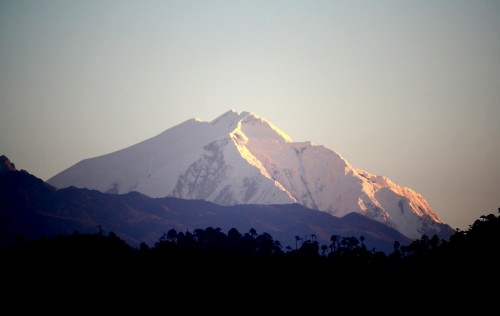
[48, 110, 451, 239]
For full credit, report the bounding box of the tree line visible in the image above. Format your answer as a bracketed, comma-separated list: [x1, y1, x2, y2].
[3, 208, 499, 290]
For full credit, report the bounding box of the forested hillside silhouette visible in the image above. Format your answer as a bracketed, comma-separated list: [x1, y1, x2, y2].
[1, 209, 497, 311]
[4, 208, 499, 286]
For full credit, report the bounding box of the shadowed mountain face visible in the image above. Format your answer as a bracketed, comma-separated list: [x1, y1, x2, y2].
[0, 169, 419, 252]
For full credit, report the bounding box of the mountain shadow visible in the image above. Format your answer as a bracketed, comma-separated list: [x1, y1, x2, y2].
[0, 169, 412, 252]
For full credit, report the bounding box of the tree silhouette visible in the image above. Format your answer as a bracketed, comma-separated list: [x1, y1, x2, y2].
[167, 228, 178, 243]
[228, 228, 242, 241]
[193, 228, 205, 243]
[273, 240, 283, 253]
[256, 232, 276, 255]
[97, 225, 103, 236]
[311, 234, 317, 242]
[298, 240, 320, 257]
[347, 236, 359, 250]
[248, 228, 257, 238]
[321, 244, 328, 256]
[295, 235, 301, 250]
[390, 240, 401, 260]
[330, 235, 339, 253]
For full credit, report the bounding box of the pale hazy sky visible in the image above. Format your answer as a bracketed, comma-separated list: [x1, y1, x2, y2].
[1, 0, 499, 230]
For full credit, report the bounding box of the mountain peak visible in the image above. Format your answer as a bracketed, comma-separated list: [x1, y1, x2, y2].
[210, 110, 293, 143]
[0, 155, 17, 175]
[209, 110, 246, 131]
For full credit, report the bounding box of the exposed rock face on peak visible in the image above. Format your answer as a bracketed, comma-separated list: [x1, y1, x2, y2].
[48, 110, 453, 239]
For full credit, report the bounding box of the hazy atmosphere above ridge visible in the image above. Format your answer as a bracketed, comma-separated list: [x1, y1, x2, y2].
[0, 1, 499, 231]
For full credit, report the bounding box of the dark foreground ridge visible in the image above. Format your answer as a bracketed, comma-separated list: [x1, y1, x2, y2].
[1, 208, 498, 310]
[3, 208, 499, 282]
[0, 168, 420, 252]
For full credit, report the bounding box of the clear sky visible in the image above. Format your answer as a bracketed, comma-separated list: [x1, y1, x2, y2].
[1, 0, 499, 230]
